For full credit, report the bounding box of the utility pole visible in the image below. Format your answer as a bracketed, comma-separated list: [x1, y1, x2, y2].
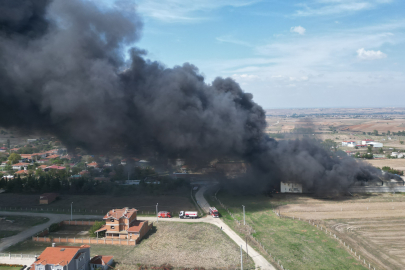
[156, 203, 158, 223]
[242, 205, 245, 225]
[246, 236, 248, 260]
[240, 245, 243, 270]
[71, 202, 73, 221]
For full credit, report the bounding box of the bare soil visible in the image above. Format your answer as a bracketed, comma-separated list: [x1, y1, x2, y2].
[365, 159, 405, 171]
[326, 218, 405, 270]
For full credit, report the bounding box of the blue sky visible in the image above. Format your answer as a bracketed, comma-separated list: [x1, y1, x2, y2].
[115, 0, 405, 109]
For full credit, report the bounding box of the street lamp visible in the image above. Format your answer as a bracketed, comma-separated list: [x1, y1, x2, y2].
[71, 202, 73, 221]
[242, 205, 245, 225]
[156, 203, 158, 223]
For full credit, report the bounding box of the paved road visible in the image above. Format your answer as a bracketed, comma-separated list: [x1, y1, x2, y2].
[0, 211, 102, 252]
[195, 186, 276, 270]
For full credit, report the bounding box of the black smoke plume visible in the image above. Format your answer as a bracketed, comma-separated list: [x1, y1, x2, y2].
[0, 0, 386, 195]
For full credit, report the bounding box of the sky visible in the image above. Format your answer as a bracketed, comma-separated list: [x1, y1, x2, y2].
[110, 0, 405, 109]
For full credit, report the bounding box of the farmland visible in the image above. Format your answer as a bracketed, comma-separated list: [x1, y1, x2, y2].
[275, 193, 405, 270]
[5, 222, 253, 269]
[0, 193, 196, 216]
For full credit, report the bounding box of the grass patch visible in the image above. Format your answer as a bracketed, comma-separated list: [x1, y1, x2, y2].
[0, 266, 22, 270]
[209, 190, 367, 270]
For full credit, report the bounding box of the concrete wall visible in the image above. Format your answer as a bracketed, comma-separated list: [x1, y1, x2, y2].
[32, 236, 137, 246]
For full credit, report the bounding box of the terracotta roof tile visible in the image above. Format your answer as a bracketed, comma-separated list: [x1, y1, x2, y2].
[103, 207, 137, 220]
[127, 221, 145, 233]
[34, 246, 85, 266]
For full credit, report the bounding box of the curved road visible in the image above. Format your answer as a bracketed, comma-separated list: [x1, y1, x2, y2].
[1, 186, 275, 269]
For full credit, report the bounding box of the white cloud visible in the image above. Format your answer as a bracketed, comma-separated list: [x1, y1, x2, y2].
[290, 26, 306, 35]
[136, 0, 261, 22]
[232, 74, 259, 80]
[294, 0, 393, 17]
[216, 35, 253, 47]
[357, 48, 387, 60]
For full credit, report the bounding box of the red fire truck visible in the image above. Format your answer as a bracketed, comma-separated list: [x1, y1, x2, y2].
[158, 211, 172, 218]
[209, 207, 219, 218]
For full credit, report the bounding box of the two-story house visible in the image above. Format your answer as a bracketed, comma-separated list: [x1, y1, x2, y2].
[96, 207, 150, 241]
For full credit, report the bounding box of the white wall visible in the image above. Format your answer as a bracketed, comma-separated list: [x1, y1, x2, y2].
[280, 182, 303, 193]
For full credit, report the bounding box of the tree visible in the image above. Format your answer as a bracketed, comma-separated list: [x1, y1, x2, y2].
[6, 139, 10, 149]
[373, 130, 379, 136]
[8, 153, 21, 164]
[400, 141, 404, 145]
[387, 130, 391, 135]
[322, 139, 337, 151]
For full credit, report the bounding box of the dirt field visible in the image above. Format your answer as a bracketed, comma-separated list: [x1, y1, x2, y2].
[6, 222, 253, 269]
[0, 193, 196, 216]
[326, 218, 405, 270]
[48, 225, 92, 238]
[279, 202, 405, 220]
[365, 159, 405, 171]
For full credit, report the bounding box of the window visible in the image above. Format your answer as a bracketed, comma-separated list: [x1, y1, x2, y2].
[111, 226, 115, 229]
[110, 219, 114, 222]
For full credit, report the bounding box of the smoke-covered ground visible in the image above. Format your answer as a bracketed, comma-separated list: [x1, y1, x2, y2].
[0, 0, 390, 195]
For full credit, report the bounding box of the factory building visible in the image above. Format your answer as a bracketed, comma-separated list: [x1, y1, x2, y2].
[280, 182, 303, 193]
[342, 141, 356, 147]
[366, 141, 383, 148]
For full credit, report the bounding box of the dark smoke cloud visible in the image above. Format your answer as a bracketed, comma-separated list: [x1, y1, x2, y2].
[0, 0, 385, 195]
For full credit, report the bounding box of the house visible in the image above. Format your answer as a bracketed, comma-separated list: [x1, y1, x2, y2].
[15, 170, 28, 175]
[95, 207, 150, 241]
[46, 154, 61, 160]
[39, 193, 59, 204]
[280, 182, 303, 193]
[12, 162, 30, 170]
[32, 245, 113, 270]
[32, 245, 91, 270]
[89, 256, 114, 270]
[362, 139, 374, 145]
[366, 142, 383, 148]
[87, 162, 98, 168]
[341, 141, 356, 147]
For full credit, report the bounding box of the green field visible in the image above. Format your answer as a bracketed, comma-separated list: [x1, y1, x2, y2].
[207, 190, 367, 270]
[0, 266, 22, 270]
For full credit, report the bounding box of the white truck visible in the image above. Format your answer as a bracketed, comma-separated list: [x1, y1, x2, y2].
[179, 211, 198, 219]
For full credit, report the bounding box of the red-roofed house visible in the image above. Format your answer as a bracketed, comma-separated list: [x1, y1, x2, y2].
[87, 162, 98, 168]
[89, 255, 114, 270]
[12, 162, 30, 170]
[32, 245, 113, 270]
[15, 170, 28, 175]
[96, 207, 150, 241]
[46, 154, 61, 159]
[32, 245, 90, 270]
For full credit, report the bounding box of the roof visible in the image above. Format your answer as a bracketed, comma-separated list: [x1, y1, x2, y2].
[13, 163, 30, 166]
[90, 255, 114, 265]
[40, 193, 59, 200]
[103, 207, 137, 220]
[47, 154, 61, 159]
[34, 246, 87, 266]
[15, 170, 28, 174]
[127, 221, 145, 233]
[363, 139, 374, 141]
[46, 165, 66, 170]
[95, 225, 108, 233]
[87, 162, 98, 167]
[38, 165, 48, 169]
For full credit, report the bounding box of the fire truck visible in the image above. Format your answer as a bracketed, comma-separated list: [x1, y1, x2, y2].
[158, 211, 172, 218]
[209, 207, 219, 218]
[179, 211, 198, 219]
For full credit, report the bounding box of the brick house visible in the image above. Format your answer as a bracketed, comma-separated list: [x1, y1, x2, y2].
[96, 207, 150, 241]
[32, 245, 113, 270]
